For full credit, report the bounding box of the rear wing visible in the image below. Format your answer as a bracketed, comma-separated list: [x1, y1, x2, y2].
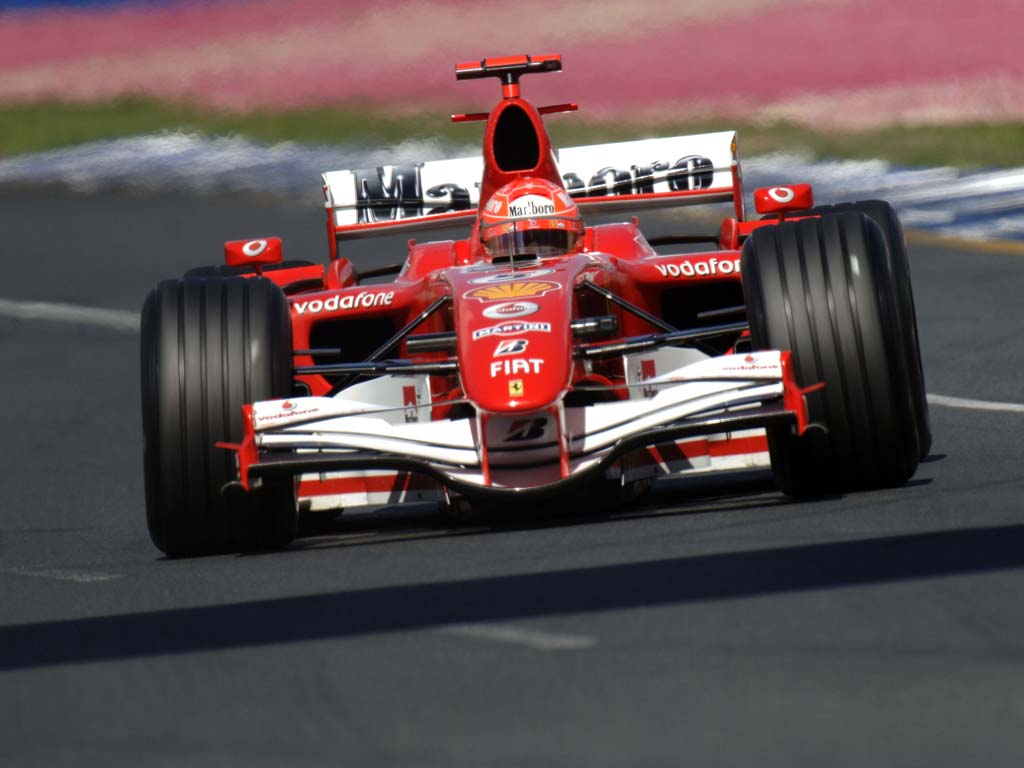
[323, 131, 743, 240]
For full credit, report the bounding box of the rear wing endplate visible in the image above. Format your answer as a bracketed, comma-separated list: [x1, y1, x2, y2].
[324, 131, 742, 240]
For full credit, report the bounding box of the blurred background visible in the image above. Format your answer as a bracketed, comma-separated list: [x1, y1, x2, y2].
[3, 0, 1023, 239]
[2, 0, 1021, 159]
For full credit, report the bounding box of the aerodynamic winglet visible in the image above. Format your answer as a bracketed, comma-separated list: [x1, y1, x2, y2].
[455, 54, 562, 98]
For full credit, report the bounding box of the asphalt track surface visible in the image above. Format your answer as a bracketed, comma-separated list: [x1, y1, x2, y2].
[1, 189, 1022, 767]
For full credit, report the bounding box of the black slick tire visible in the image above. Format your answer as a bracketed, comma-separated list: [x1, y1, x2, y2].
[787, 199, 931, 458]
[184, 260, 316, 279]
[141, 277, 297, 556]
[741, 211, 921, 495]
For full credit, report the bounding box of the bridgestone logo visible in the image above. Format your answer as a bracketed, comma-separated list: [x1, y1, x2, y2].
[294, 291, 395, 314]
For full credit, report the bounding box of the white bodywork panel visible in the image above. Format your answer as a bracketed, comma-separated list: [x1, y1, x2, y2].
[257, 351, 783, 494]
[323, 132, 738, 234]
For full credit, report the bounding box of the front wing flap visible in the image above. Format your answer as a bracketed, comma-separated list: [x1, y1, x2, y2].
[228, 351, 815, 497]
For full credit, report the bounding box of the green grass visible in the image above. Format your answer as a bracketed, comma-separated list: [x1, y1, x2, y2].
[3, 98, 1024, 168]
[0, 98, 452, 156]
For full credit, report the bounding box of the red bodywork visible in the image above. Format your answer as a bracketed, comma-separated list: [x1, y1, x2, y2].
[221, 55, 818, 505]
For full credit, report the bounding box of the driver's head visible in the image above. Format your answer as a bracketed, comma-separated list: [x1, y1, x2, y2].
[480, 179, 583, 260]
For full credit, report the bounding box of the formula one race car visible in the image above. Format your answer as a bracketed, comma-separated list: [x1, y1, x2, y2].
[141, 54, 930, 557]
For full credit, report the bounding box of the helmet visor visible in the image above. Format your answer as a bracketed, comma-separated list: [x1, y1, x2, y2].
[483, 223, 580, 259]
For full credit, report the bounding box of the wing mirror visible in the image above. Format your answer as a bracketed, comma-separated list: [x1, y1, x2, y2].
[224, 238, 283, 269]
[753, 184, 814, 215]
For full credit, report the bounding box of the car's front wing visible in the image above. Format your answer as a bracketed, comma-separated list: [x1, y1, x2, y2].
[225, 350, 817, 498]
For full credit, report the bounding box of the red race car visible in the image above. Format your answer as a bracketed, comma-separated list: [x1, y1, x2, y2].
[141, 55, 930, 557]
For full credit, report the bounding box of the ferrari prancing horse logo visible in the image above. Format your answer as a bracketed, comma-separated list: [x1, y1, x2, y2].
[509, 379, 525, 397]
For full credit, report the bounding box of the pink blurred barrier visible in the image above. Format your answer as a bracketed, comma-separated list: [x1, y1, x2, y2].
[1, 0, 1019, 127]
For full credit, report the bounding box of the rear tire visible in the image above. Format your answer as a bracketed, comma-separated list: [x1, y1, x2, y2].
[183, 260, 315, 279]
[141, 277, 297, 556]
[741, 212, 921, 495]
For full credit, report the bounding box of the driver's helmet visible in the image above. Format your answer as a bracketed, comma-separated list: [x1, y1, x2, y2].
[480, 178, 583, 259]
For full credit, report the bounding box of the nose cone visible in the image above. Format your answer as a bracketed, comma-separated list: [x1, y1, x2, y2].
[448, 268, 573, 413]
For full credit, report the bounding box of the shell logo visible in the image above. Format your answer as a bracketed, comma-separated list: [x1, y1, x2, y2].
[465, 281, 559, 302]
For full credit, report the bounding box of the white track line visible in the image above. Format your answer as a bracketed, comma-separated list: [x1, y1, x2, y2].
[0, 298, 138, 332]
[4, 297, 1023, 416]
[441, 623, 597, 651]
[1, 567, 121, 583]
[926, 393, 1024, 414]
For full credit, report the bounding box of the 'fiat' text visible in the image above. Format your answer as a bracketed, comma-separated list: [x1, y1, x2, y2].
[490, 358, 544, 377]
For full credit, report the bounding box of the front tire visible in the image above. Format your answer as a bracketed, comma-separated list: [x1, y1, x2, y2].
[788, 199, 930, 458]
[141, 277, 297, 556]
[741, 212, 922, 495]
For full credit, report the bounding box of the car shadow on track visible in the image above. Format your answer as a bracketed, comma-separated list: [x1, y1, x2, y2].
[285, 469, 933, 553]
[284, 470, 784, 552]
[2, 520, 1020, 672]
